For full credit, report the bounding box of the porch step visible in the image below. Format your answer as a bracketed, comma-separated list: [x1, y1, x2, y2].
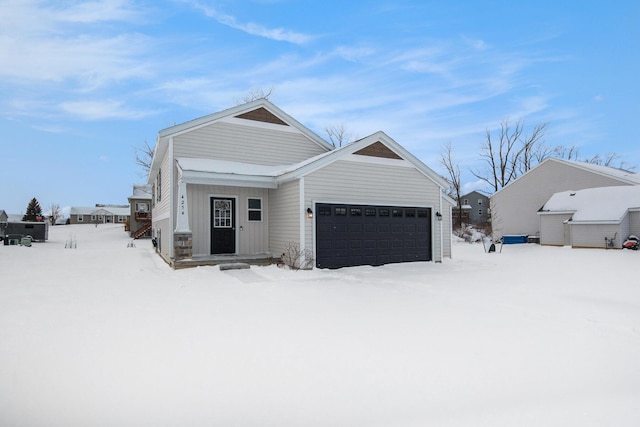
[219, 263, 251, 271]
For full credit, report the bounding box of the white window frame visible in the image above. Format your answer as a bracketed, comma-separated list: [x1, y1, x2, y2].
[247, 197, 263, 222]
[77, 214, 83, 222]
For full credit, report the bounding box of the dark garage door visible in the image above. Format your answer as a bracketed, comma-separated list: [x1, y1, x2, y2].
[315, 203, 432, 269]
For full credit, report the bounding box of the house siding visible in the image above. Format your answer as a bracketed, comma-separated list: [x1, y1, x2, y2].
[630, 211, 640, 237]
[491, 160, 633, 238]
[571, 223, 621, 249]
[173, 121, 328, 166]
[303, 159, 448, 261]
[154, 218, 171, 261]
[186, 184, 269, 257]
[268, 180, 300, 258]
[539, 213, 573, 246]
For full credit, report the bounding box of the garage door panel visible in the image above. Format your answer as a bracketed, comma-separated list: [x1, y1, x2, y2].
[316, 203, 432, 269]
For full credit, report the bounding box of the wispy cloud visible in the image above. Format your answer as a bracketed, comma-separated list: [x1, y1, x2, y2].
[181, 0, 314, 45]
[60, 100, 157, 120]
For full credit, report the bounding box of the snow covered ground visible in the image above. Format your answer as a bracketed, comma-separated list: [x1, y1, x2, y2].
[1, 224, 639, 426]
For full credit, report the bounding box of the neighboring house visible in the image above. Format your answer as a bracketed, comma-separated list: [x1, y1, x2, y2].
[128, 184, 152, 239]
[538, 186, 640, 248]
[453, 191, 490, 227]
[69, 205, 130, 225]
[490, 158, 640, 239]
[148, 99, 454, 269]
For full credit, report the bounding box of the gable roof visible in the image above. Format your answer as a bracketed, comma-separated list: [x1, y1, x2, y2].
[539, 185, 640, 223]
[150, 99, 334, 182]
[492, 157, 640, 198]
[70, 206, 131, 216]
[176, 131, 451, 194]
[129, 184, 152, 200]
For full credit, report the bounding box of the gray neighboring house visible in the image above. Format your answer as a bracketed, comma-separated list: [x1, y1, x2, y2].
[148, 99, 454, 269]
[538, 186, 640, 248]
[490, 158, 640, 239]
[0, 210, 7, 239]
[69, 205, 130, 225]
[128, 184, 152, 239]
[1, 211, 49, 242]
[456, 191, 490, 226]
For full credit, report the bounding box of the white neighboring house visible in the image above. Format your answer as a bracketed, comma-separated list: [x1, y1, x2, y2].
[490, 158, 640, 239]
[538, 186, 640, 248]
[69, 206, 130, 225]
[148, 99, 454, 269]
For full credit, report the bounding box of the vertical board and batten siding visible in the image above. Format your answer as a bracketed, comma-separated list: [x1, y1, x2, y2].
[570, 223, 622, 249]
[187, 184, 269, 257]
[268, 180, 300, 258]
[173, 121, 329, 166]
[303, 159, 446, 261]
[539, 214, 573, 246]
[491, 160, 633, 238]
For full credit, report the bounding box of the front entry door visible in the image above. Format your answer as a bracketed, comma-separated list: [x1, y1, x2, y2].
[211, 198, 236, 254]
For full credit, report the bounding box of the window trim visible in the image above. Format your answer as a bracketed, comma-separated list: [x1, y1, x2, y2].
[247, 197, 263, 222]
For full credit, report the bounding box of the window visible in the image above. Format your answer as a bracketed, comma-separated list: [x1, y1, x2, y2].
[463, 199, 469, 205]
[392, 209, 403, 217]
[118, 216, 126, 223]
[78, 214, 83, 222]
[478, 199, 483, 206]
[335, 207, 347, 216]
[365, 208, 377, 216]
[318, 206, 331, 216]
[350, 207, 362, 216]
[91, 215, 96, 221]
[248, 198, 262, 221]
[478, 209, 483, 216]
[136, 202, 149, 212]
[417, 209, 429, 218]
[405, 209, 416, 217]
[379, 209, 390, 217]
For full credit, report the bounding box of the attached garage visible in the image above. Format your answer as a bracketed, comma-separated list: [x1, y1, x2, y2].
[315, 203, 432, 269]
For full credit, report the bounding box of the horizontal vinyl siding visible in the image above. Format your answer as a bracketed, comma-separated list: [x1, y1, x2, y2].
[571, 223, 621, 249]
[173, 121, 328, 166]
[154, 218, 171, 262]
[492, 161, 632, 238]
[187, 185, 269, 257]
[268, 180, 300, 258]
[304, 160, 444, 261]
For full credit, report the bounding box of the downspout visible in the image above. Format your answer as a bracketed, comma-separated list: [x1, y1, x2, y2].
[299, 177, 305, 253]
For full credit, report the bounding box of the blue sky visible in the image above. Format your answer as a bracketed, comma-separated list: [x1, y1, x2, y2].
[1, 0, 638, 215]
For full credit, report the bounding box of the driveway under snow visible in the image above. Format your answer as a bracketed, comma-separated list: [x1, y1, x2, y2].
[1, 224, 639, 426]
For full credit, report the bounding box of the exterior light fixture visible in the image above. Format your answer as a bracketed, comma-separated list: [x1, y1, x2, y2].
[436, 211, 443, 221]
[307, 208, 314, 218]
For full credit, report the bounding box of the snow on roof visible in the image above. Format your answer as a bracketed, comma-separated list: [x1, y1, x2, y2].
[70, 206, 130, 216]
[540, 185, 640, 222]
[129, 184, 152, 200]
[554, 158, 640, 184]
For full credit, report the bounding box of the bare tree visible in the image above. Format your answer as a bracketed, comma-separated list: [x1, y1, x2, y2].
[440, 141, 463, 228]
[49, 203, 62, 225]
[135, 140, 155, 177]
[472, 119, 548, 193]
[236, 87, 274, 104]
[553, 145, 635, 171]
[325, 123, 354, 148]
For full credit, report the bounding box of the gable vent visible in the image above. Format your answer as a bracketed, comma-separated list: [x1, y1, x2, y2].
[354, 141, 403, 160]
[235, 107, 289, 126]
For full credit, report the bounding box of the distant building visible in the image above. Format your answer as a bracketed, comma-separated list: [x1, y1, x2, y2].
[1, 209, 49, 242]
[452, 191, 490, 227]
[69, 205, 130, 225]
[128, 184, 152, 239]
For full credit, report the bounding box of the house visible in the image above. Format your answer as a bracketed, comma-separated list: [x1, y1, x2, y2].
[490, 158, 640, 239]
[538, 186, 640, 248]
[128, 185, 152, 239]
[148, 99, 454, 269]
[69, 205, 130, 225]
[0, 210, 7, 239]
[452, 191, 490, 227]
